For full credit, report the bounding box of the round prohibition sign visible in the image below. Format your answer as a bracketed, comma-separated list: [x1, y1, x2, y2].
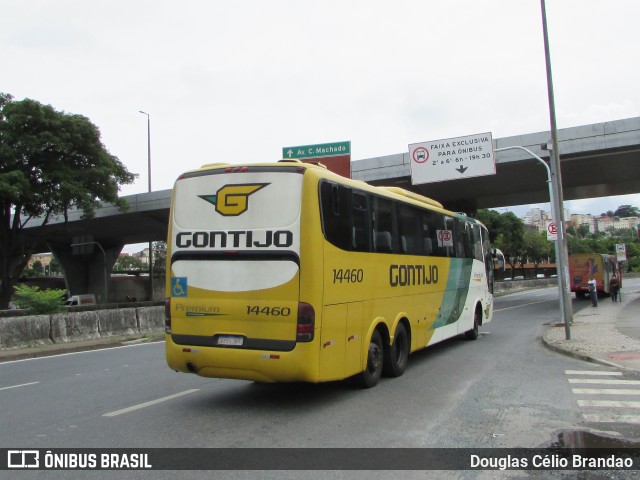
[438, 230, 452, 242]
[412, 147, 429, 164]
[548, 222, 557, 235]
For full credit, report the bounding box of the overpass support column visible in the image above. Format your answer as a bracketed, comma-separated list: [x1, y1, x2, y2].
[49, 241, 123, 303]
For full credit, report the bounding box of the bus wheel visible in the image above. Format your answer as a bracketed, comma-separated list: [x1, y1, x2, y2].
[355, 330, 384, 388]
[383, 323, 409, 377]
[465, 308, 480, 341]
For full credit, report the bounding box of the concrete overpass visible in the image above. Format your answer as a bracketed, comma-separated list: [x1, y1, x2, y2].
[353, 116, 640, 212]
[19, 116, 640, 301]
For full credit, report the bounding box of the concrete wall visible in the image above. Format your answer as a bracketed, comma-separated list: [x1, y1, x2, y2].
[1, 278, 565, 350]
[0, 305, 164, 349]
[1, 278, 559, 350]
[494, 278, 558, 296]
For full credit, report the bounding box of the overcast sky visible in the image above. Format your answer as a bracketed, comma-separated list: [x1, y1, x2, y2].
[3, 0, 639, 229]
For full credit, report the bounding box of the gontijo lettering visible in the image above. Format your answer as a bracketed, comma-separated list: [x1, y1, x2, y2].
[175, 230, 293, 249]
[390, 264, 439, 287]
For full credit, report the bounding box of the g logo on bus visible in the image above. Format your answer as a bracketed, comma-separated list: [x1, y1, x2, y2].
[199, 183, 269, 216]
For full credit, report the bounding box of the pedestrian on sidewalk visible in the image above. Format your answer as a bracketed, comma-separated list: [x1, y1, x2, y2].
[609, 274, 620, 302]
[588, 276, 598, 307]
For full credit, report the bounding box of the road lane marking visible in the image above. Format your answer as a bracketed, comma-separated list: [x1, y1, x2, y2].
[573, 388, 640, 395]
[103, 389, 200, 417]
[583, 413, 640, 424]
[565, 370, 622, 376]
[578, 400, 640, 408]
[568, 379, 640, 385]
[0, 341, 163, 366]
[0, 381, 39, 391]
[494, 299, 556, 312]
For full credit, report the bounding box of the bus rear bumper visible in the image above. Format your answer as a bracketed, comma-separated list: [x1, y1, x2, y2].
[165, 334, 318, 383]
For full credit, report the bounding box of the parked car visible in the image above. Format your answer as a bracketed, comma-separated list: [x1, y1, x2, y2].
[65, 294, 96, 306]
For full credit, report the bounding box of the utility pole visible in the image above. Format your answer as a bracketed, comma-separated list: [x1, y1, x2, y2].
[139, 111, 154, 301]
[541, 0, 573, 338]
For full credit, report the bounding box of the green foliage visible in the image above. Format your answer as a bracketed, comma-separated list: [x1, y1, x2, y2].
[153, 241, 167, 278]
[113, 255, 144, 271]
[524, 230, 552, 267]
[478, 207, 640, 274]
[0, 93, 137, 308]
[13, 284, 66, 314]
[614, 205, 640, 217]
[477, 209, 524, 275]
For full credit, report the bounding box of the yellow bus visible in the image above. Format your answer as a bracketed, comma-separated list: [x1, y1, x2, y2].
[165, 160, 496, 387]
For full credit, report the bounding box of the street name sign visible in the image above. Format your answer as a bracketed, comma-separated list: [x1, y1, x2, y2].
[409, 132, 495, 185]
[282, 141, 351, 178]
[282, 141, 351, 160]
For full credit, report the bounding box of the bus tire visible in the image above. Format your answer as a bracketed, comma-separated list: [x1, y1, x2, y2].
[383, 323, 409, 377]
[355, 330, 384, 388]
[465, 308, 481, 341]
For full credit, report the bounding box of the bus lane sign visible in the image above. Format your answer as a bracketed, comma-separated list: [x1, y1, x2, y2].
[409, 132, 495, 185]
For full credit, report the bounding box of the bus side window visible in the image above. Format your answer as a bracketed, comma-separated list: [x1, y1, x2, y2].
[453, 218, 475, 259]
[372, 196, 397, 253]
[481, 226, 494, 293]
[472, 224, 484, 261]
[398, 204, 420, 255]
[422, 211, 448, 257]
[351, 191, 370, 252]
[320, 181, 350, 250]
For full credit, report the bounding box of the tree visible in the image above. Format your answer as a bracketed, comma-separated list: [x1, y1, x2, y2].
[153, 241, 167, 278]
[577, 225, 591, 238]
[113, 255, 144, 272]
[0, 93, 136, 309]
[31, 260, 44, 276]
[49, 256, 62, 276]
[614, 205, 640, 218]
[523, 230, 551, 277]
[477, 209, 525, 278]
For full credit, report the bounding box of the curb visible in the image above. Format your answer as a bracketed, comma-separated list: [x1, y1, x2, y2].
[541, 333, 631, 371]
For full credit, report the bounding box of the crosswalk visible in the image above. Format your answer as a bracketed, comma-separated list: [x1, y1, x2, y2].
[566, 369, 640, 424]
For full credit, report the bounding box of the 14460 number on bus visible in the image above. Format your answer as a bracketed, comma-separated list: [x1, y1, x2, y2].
[332, 268, 364, 284]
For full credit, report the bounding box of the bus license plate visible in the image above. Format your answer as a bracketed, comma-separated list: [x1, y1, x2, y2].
[217, 336, 244, 347]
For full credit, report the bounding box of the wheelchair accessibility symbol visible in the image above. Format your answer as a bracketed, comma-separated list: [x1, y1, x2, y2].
[171, 277, 188, 297]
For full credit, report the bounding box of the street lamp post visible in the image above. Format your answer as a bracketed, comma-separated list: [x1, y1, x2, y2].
[139, 111, 154, 300]
[494, 146, 567, 336]
[540, 0, 573, 339]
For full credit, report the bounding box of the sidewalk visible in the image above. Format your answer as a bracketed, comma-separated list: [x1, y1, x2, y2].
[543, 288, 640, 371]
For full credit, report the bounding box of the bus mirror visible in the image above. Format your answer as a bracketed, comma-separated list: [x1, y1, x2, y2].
[493, 248, 506, 270]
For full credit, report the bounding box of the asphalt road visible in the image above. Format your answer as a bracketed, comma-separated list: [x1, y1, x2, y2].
[2, 285, 640, 479]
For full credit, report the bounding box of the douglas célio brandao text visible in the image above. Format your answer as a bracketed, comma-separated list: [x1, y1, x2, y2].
[470, 453, 634, 470]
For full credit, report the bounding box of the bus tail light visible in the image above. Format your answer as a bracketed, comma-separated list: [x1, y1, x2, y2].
[296, 302, 315, 342]
[165, 298, 172, 334]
